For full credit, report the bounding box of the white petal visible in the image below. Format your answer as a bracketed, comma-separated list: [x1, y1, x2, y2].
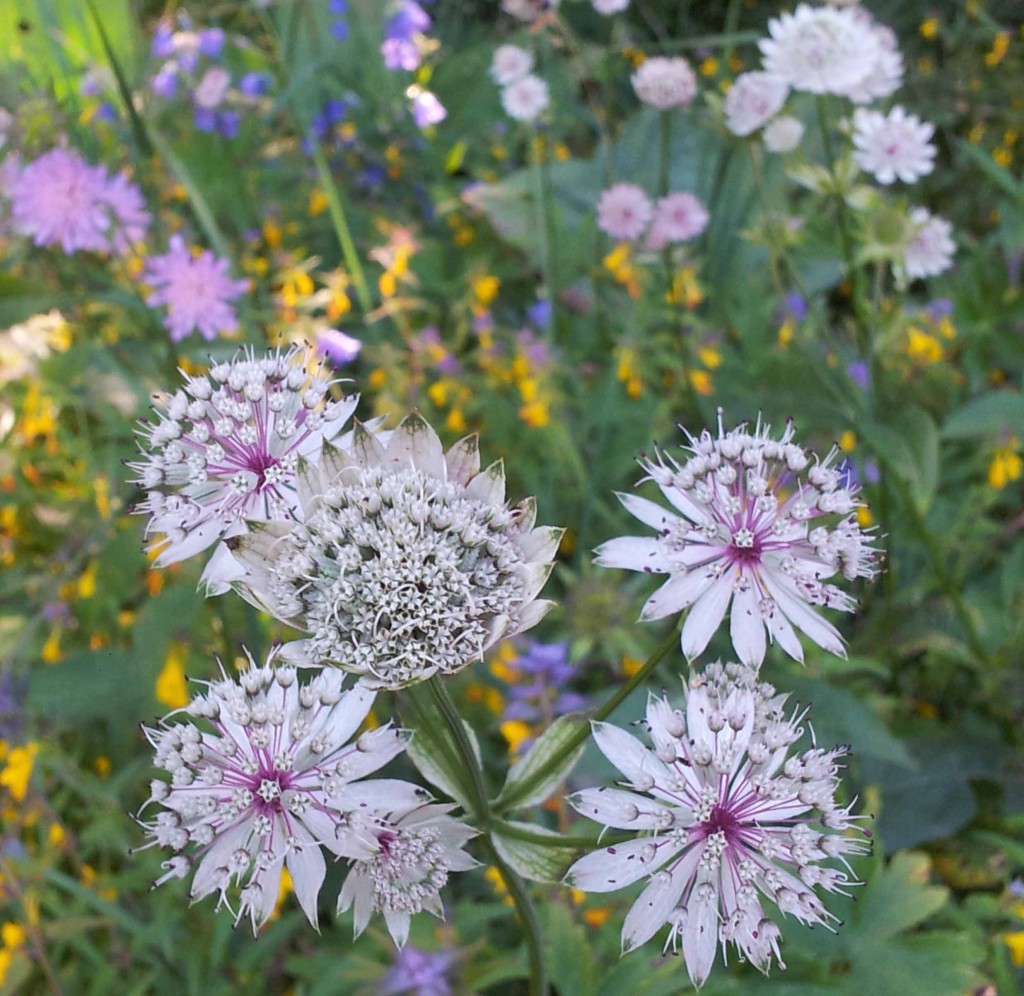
[520, 526, 563, 563]
[331, 779, 431, 815]
[591, 722, 674, 791]
[350, 420, 388, 469]
[641, 570, 713, 621]
[321, 684, 377, 749]
[153, 516, 225, 567]
[511, 495, 537, 532]
[464, 459, 505, 505]
[510, 598, 554, 636]
[760, 569, 846, 658]
[729, 576, 767, 667]
[318, 439, 357, 486]
[765, 601, 804, 662]
[565, 837, 676, 892]
[658, 483, 705, 523]
[198, 541, 245, 595]
[617, 492, 677, 532]
[444, 433, 480, 485]
[384, 909, 412, 948]
[593, 536, 670, 573]
[682, 872, 720, 988]
[190, 823, 248, 900]
[338, 868, 374, 937]
[387, 411, 445, 478]
[295, 456, 324, 517]
[286, 839, 326, 929]
[680, 571, 734, 661]
[622, 849, 701, 953]
[568, 787, 686, 831]
[519, 561, 554, 602]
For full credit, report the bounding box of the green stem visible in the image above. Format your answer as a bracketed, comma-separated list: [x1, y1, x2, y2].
[494, 820, 629, 850]
[494, 623, 681, 815]
[426, 679, 548, 995]
[885, 471, 991, 668]
[310, 142, 373, 315]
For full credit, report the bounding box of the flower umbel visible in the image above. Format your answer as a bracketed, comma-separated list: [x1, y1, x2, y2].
[230, 412, 562, 688]
[129, 344, 358, 582]
[135, 648, 410, 933]
[564, 661, 870, 988]
[595, 411, 880, 666]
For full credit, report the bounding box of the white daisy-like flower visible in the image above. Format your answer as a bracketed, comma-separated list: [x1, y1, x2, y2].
[564, 661, 870, 988]
[723, 72, 789, 137]
[501, 73, 550, 123]
[901, 207, 955, 280]
[759, 4, 879, 96]
[597, 183, 654, 242]
[491, 44, 534, 86]
[338, 802, 478, 948]
[593, 0, 629, 13]
[852, 106, 936, 185]
[128, 345, 357, 588]
[595, 411, 880, 666]
[762, 115, 804, 153]
[645, 192, 709, 250]
[836, 16, 903, 104]
[135, 648, 414, 933]
[630, 57, 698, 110]
[229, 412, 562, 689]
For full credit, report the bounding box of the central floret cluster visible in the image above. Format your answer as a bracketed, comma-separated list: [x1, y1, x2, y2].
[564, 662, 870, 988]
[597, 411, 879, 666]
[230, 413, 561, 688]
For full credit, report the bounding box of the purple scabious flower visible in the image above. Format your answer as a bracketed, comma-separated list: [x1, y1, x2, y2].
[141, 235, 249, 342]
[197, 28, 225, 58]
[381, 1, 431, 71]
[382, 944, 456, 996]
[151, 63, 179, 98]
[151, 23, 176, 59]
[316, 328, 362, 365]
[238, 71, 270, 97]
[410, 89, 446, 128]
[846, 360, 870, 390]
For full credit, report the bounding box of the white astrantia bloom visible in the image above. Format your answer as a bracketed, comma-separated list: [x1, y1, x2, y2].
[564, 661, 870, 988]
[762, 115, 804, 154]
[836, 15, 903, 104]
[723, 72, 788, 137]
[490, 44, 534, 86]
[852, 106, 935, 185]
[759, 4, 879, 96]
[595, 411, 880, 666]
[900, 207, 955, 280]
[229, 412, 562, 689]
[128, 344, 358, 589]
[135, 648, 415, 933]
[501, 73, 550, 123]
[630, 57, 698, 110]
[338, 802, 478, 948]
[645, 192, 709, 251]
[597, 183, 654, 242]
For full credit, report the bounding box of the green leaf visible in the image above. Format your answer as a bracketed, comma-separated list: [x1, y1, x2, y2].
[28, 649, 150, 724]
[543, 903, 597, 996]
[941, 390, 1024, 439]
[491, 821, 580, 885]
[853, 852, 948, 943]
[401, 684, 475, 812]
[494, 711, 588, 811]
[860, 405, 940, 513]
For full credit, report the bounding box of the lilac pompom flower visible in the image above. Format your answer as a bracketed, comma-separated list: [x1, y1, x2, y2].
[141, 235, 249, 342]
[228, 412, 563, 688]
[136, 648, 412, 933]
[564, 661, 870, 988]
[597, 183, 654, 242]
[128, 344, 358, 582]
[596, 411, 880, 666]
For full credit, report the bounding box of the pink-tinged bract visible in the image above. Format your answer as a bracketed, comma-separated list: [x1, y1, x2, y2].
[852, 106, 936, 186]
[597, 183, 654, 242]
[595, 411, 880, 666]
[136, 648, 415, 934]
[565, 661, 870, 988]
[901, 207, 955, 280]
[142, 234, 249, 342]
[646, 192, 709, 250]
[724, 72, 788, 137]
[630, 57, 697, 110]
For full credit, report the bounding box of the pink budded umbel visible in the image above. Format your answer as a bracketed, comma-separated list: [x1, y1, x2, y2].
[597, 182, 654, 242]
[128, 344, 358, 590]
[135, 648, 418, 933]
[595, 411, 880, 667]
[852, 106, 936, 186]
[630, 56, 698, 110]
[900, 207, 955, 280]
[564, 661, 870, 988]
[723, 72, 789, 138]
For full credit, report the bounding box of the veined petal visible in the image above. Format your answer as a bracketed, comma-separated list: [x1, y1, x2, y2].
[729, 576, 767, 667]
[520, 525, 564, 563]
[622, 848, 701, 953]
[444, 433, 480, 485]
[153, 516, 225, 567]
[511, 598, 554, 635]
[616, 492, 678, 532]
[591, 721, 675, 791]
[682, 871, 720, 989]
[680, 571, 735, 661]
[593, 536, 670, 573]
[641, 570, 714, 621]
[199, 541, 245, 596]
[285, 837, 326, 929]
[564, 836, 676, 892]
[760, 569, 847, 658]
[387, 411, 445, 479]
[568, 787, 688, 830]
[383, 909, 412, 948]
[464, 459, 506, 505]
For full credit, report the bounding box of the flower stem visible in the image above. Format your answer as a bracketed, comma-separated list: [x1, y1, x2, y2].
[493, 623, 680, 815]
[493, 819, 629, 850]
[425, 678, 548, 995]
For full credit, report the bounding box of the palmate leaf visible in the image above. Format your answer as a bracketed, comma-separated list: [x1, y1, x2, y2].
[494, 711, 588, 811]
[490, 821, 579, 885]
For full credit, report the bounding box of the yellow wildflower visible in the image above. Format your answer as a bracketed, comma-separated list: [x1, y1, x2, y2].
[368, 369, 387, 390]
[919, 17, 939, 39]
[156, 642, 190, 710]
[839, 430, 857, 453]
[94, 756, 111, 778]
[856, 506, 874, 529]
[472, 275, 501, 309]
[262, 220, 283, 248]
[94, 476, 112, 520]
[696, 346, 721, 369]
[906, 327, 943, 363]
[985, 32, 1010, 67]
[583, 907, 613, 928]
[520, 399, 550, 428]
[308, 190, 328, 217]
[47, 822, 66, 847]
[994, 148, 1013, 167]
[445, 408, 466, 433]
[500, 720, 533, 754]
[778, 318, 795, 348]
[41, 628, 62, 664]
[270, 867, 294, 922]
[622, 655, 643, 677]
[427, 381, 449, 407]
[484, 866, 514, 905]
[0, 743, 39, 801]
[1004, 930, 1024, 967]
[77, 561, 97, 599]
[699, 57, 718, 77]
[689, 370, 713, 396]
[988, 439, 1022, 489]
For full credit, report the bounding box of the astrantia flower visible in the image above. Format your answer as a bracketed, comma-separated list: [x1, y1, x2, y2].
[723, 72, 788, 137]
[645, 192, 709, 250]
[338, 802, 478, 947]
[759, 4, 879, 96]
[129, 344, 358, 580]
[229, 412, 562, 688]
[491, 44, 534, 86]
[136, 649, 412, 933]
[597, 183, 654, 242]
[837, 16, 903, 104]
[142, 235, 249, 342]
[852, 106, 936, 185]
[631, 57, 698, 110]
[564, 661, 870, 988]
[9, 148, 150, 255]
[900, 207, 955, 280]
[762, 115, 804, 154]
[595, 411, 879, 666]
[501, 74, 550, 122]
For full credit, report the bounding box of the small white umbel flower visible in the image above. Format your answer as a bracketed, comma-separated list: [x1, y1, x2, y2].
[128, 344, 358, 589]
[564, 662, 870, 988]
[596, 411, 880, 666]
[337, 802, 478, 948]
[229, 411, 562, 689]
[135, 648, 412, 933]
